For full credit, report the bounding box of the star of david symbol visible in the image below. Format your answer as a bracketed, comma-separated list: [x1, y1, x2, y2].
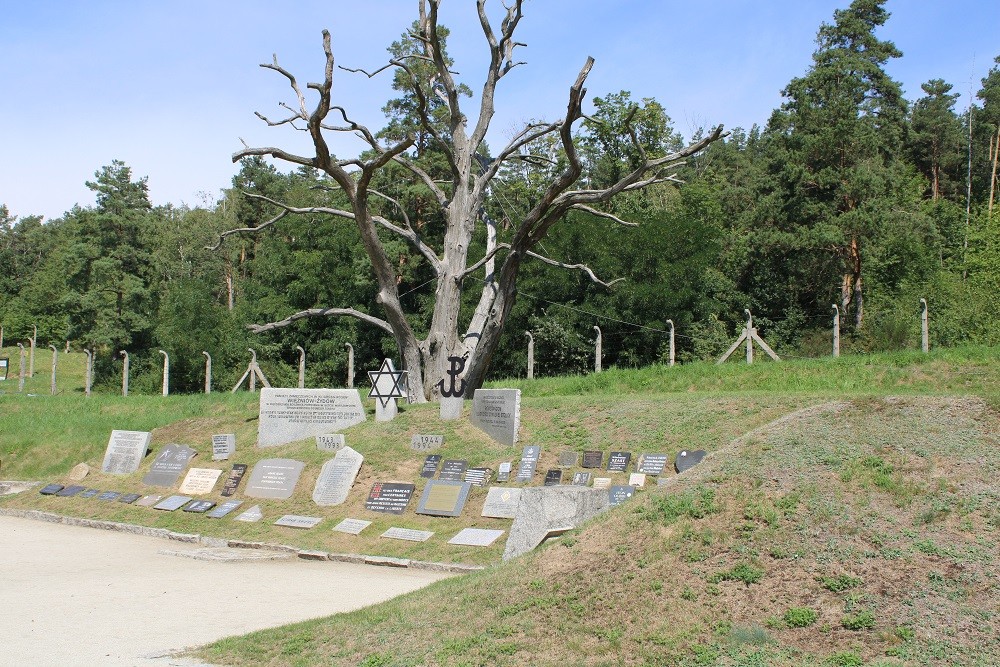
[367, 358, 408, 408]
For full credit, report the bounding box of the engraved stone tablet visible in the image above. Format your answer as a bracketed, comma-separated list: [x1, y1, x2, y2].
[582, 451, 604, 468]
[675, 449, 707, 473]
[212, 434, 236, 461]
[572, 472, 592, 486]
[207, 500, 243, 518]
[79, 488, 100, 499]
[410, 434, 444, 452]
[559, 451, 579, 468]
[142, 444, 197, 487]
[420, 455, 442, 478]
[39, 484, 64, 495]
[416, 480, 471, 517]
[179, 468, 224, 495]
[629, 473, 646, 487]
[365, 482, 415, 514]
[521, 445, 541, 462]
[234, 505, 264, 522]
[275, 514, 322, 529]
[316, 433, 345, 452]
[657, 477, 672, 487]
[101, 430, 152, 475]
[118, 493, 142, 504]
[609, 485, 635, 506]
[381, 527, 434, 542]
[449, 528, 505, 547]
[637, 453, 669, 475]
[136, 494, 162, 507]
[464, 467, 491, 487]
[245, 459, 306, 500]
[97, 491, 121, 502]
[470, 389, 521, 446]
[56, 485, 86, 497]
[482, 487, 522, 519]
[332, 518, 372, 535]
[438, 459, 468, 481]
[607, 451, 632, 472]
[154, 495, 193, 511]
[184, 500, 216, 513]
[68, 463, 90, 481]
[592, 477, 612, 489]
[221, 464, 248, 497]
[312, 447, 364, 506]
[496, 461, 513, 482]
[544, 469, 563, 486]
[515, 456, 537, 483]
[258, 388, 366, 447]
[439, 396, 463, 421]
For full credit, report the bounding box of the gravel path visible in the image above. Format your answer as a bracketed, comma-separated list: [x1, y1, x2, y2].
[0, 515, 452, 666]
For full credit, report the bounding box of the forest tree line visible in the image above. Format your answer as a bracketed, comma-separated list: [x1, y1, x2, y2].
[1, 1, 999, 394]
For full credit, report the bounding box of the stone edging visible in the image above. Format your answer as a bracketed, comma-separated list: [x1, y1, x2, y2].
[0, 507, 483, 574]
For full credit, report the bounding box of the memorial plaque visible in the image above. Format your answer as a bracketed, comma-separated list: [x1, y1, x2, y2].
[628, 473, 646, 487]
[657, 477, 672, 487]
[118, 493, 142, 504]
[416, 480, 471, 517]
[521, 445, 541, 462]
[79, 488, 100, 499]
[221, 464, 248, 497]
[544, 469, 563, 486]
[136, 494, 162, 507]
[0, 357, 7, 380]
[438, 459, 468, 481]
[207, 500, 243, 519]
[101, 430, 152, 475]
[365, 482, 415, 514]
[142, 444, 197, 487]
[470, 389, 521, 446]
[609, 485, 635, 506]
[312, 447, 364, 507]
[316, 433, 345, 452]
[275, 515, 322, 529]
[332, 518, 372, 535]
[675, 449, 708, 473]
[380, 527, 434, 542]
[179, 468, 223, 495]
[592, 477, 612, 489]
[637, 453, 669, 475]
[481, 487, 522, 519]
[257, 388, 366, 448]
[234, 505, 264, 522]
[582, 450, 604, 469]
[154, 495, 193, 511]
[607, 451, 632, 472]
[515, 459, 537, 483]
[68, 463, 90, 481]
[448, 528, 505, 547]
[558, 451, 579, 468]
[97, 491, 121, 502]
[420, 455, 442, 479]
[184, 500, 216, 513]
[464, 467, 491, 487]
[496, 461, 513, 482]
[212, 434, 236, 461]
[410, 434, 444, 452]
[245, 459, 306, 500]
[572, 472, 592, 486]
[39, 484, 64, 495]
[56, 485, 86, 497]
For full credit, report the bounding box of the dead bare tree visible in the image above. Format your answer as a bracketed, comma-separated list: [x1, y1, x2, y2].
[217, 0, 723, 401]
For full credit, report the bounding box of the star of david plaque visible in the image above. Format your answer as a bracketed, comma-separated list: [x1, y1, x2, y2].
[367, 358, 408, 408]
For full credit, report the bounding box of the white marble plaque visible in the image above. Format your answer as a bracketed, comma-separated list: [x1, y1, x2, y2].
[274, 514, 322, 529]
[258, 388, 366, 447]
[245, 459, 306, 500]
[628, 473, 647, 487]
[448, 528, 505, 547]
[212, 434, 236, 461]
[592, 477, 612, 489]
[101, 430, 152, 474]
[380, 527, 434, 542]
[332, 518, 371, 535]
[153, 495, 192, 511]
[234, 505, 264, 522]
[312, 447, 363, 507]
[470, 389, 521, 446]
[179, 468, 224, 495]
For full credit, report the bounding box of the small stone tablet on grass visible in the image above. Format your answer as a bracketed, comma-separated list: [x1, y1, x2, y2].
[39, 483, 64, 496]
[448, 528, 505, 547]
[515, 459, 537, 483]
[558, 451, 579, 468]
[365, 482, 416, 514]
[118, 493, 142, 504]
[68, 463, 90, 481]
[101, 430, 153, 475]
[496, 461, 513, 482]
[420, 455, 442, 478]
[135, 494, 163, 507]
[245, 459, 306, 500]
[592, 477, 612, 489]
[56, 485, 86, 497]
[607, 451, 632, 472]
[316, 434, 345, 452]
[332, 518, 372, 535]
[481, 487, 522, 519]
[142, 444, 197, 488]
[416, 480, 472, 517]
[464, 467, 491, 487]
[381, 527, 434, 542]
[312, 447, 364, 507]
[410, 434, 444, 452]
[179, 468, 224, 495]
[609, 485, 635, 506]
[628, 473, 646, 487]
[275, 515, 322, 529]
[582, 450, 603, 469]
[637, 453, 669, 475]
[97, 491, 122, 502]
[234, 505, 264, 522]
[184, 500, 216, 513]
[544, 469, 563, 486]
[79, 488, 100, 499]
[438, 459, 468, 481]
[207, 500, 243, 519]
[154, 495, 193, 511]
[572, 472, 592, 486]
[221, 464, 248, 497]
[675, 449, 707, 473]
[212, 434, 236, 461]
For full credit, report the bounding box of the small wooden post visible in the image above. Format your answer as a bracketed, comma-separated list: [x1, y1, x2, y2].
[17, 343, 26, 392]
[29, 325, 36, 377]
[920, 298, 929, 353]
[49, 345, 57, 395]
[593, 326, 602, 373]
[832, 304, 840, 358]
[84, 349, 93, 397]
[666, 319, 675, 367]
[345, 343, 355, 388]
[525, 331, 535, 380]
[159, 350, 169, 396]
[203, 351, 212, 394]
[120, 350, 130, 397]
[296, 345, 306, 389]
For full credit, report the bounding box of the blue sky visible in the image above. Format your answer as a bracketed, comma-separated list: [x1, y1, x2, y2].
[2, 1, 997, 221]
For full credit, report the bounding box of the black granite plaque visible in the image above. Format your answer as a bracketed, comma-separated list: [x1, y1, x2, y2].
[438, 459, 468, 481]
[221, 464, 248, 497]
[496, 461, 512, 482]
[637, 453, 669, 475]
[609, 485, 635, 506]
[582, 451, 603, 468]
[39, 484, 64, 495]
[56, 485, 86, 497]
[544, 469, 563, 486]
[79, 488, 100, 499]
[420, 455, 443, 479]
[207, 500, 243, 519]
[97, 491, 121, 502]
[607, 451, 632, 472]
[142, 444, 197, 487]
[572, 472, 592, 486]
[118, 493, 142, 504]
[183, 500, 216, 513]
[521, 445, 541, 461]
[515, 458, 537, 483]
[464, 467, 491, 487]
[415, 480, 472, 517]
[364, 482, 415, 514]
[675, 449, 707, 473]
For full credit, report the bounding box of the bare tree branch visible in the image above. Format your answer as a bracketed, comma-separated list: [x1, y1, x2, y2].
[248, 307, 394, 335]
[568, 204, 639, 227]
[205, 209, 291, 251]
[462, 242, 621, 288]
[391, 156, 449, 207]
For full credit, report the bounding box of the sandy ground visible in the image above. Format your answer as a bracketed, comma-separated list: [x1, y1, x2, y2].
[0, 515, 453, 666]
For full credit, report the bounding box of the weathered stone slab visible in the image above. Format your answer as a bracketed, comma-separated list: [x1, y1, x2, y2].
[544, 469, 563, 486]
[503, 487, 611, 560]
[142, 444, 197, 487]
[136, 494, 162, 507]
[118, 493, 142, 504]
[470, 389, 521, 446]
[448, 528, 504, 547]
[496, 461, 513, 482]
[559, 451, 579, 468]
[675, 449, 708, 473]
[416, 480, 471, 517]
[316, 433, 345, 452]
[439, 397, 463, 421]
[39, 483, 64, 495]
[97, 491, 121, 502]
[212, 434, 236, 461]
[572, 472, 592, 486]
[420, 455, 442, 478]
[629, 473, 646, 487]
[234, 505, 264, 522]
[312, 447, 363, 507]
[438, 459, 468, 481]
[79, 488, 100, 499]
[275, 515, 322, 529]
[221, 464, 248, 497]
[582, 450, 603, 468]
[609, 485, 635, 506]
[332, 518, 371, 535]
[410, 434, 444, 452]
[153, 495, 193, 511]
[607, 451, 632, 472]
[257, 388, 366, 448]
[178, 468, 223, 495]
[481, 487, 522, 519]
[381, 527, 434, 542]
[56, 485, 86, 497]
[637, 453, 669, 475]
[207, 500, 243, 519]
[184, 500, 216, 513]
[68, 463, 90, 481]
[365, 482, 415, 514]
[101, 430, 152, 475]
[245, 459, 306, 500]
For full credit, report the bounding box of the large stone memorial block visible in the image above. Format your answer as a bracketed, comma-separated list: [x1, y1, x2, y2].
[179, 468, 224, 495]
[365, 482, 415, 514]
[101, 430, 152, 475]
[481, 487, 522, 519]
[675, 449, 707, 473]
[416, 480, 471, 517]
[312, 447, 364, 507]
[607, 451, 632, 473]
[420, 455, 442, 478]
[438, 459, 468, 481]
[470, 389, 521, 446]
[221, 464, 248, 497]
[142, 444, 196, 487]
[257, 388, 366, 448]
[637, 453, 669, 475]
[245, 459, 306, 500]
[212, 434, 236, 461]
[410, 435, 444, 452]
